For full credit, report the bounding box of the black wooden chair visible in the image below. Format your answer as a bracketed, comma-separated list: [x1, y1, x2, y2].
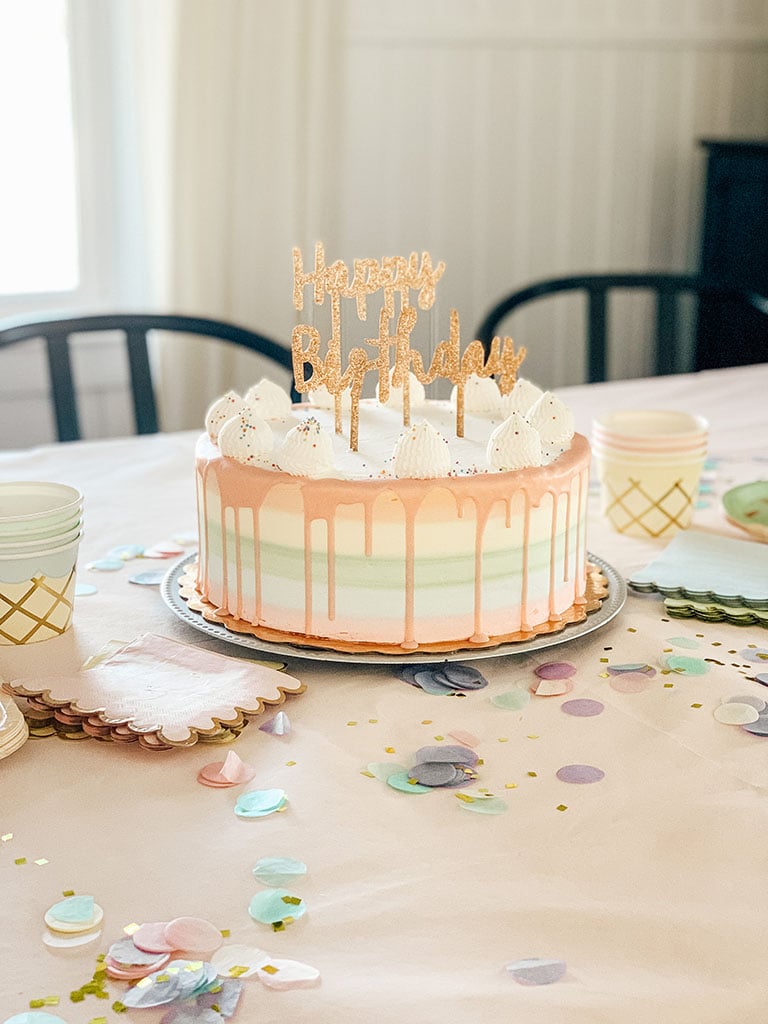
[475, 273, 768, 383]
[0, 312, 298, 442]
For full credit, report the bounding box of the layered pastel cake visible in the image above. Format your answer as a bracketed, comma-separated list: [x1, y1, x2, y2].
[188, 245, 594, 654]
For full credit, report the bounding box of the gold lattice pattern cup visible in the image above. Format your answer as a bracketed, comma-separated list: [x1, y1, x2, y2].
[0, 482, 82, 644]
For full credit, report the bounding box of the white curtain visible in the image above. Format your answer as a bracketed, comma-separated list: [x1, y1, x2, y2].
[148, 0, 345, 430]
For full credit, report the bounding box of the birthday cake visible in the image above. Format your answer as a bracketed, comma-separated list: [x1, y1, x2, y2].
[189, 246, 594, 654]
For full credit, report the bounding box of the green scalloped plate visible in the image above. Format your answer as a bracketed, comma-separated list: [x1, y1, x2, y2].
[723, 481, 768, 544]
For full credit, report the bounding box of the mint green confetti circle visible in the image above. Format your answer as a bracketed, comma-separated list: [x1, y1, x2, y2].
[664, 655, 710, 676]
[458, 796, 507, 815]
[386, 770, 432, 794]
[248, 889, 306, 925]
[492, 689, 530, 710]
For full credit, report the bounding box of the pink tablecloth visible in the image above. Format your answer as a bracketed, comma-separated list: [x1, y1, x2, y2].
[1, 365, 767, 1024]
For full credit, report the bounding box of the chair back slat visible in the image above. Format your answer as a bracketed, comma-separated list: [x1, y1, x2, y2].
[124, 327, 159, 435]
[44, 333, 80, 442]
[655, 291, 679, 376]
[586, 287, 608, 383]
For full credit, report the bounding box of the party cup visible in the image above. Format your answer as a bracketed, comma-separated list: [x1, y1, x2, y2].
[0, 481, 83, 645]
[591, 410, 708, 539]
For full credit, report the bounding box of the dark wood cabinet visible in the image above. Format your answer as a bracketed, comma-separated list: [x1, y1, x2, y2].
[696, 139, 768, 370]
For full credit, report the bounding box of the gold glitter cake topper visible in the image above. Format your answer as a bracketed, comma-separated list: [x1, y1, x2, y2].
[291, 243, 526, 450]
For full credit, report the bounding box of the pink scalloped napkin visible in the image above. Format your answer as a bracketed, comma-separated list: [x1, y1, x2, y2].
[5, 633, 304, 746]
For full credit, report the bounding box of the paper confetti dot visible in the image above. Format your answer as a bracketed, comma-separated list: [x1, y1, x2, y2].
[248, 889, 306, 926]
[386, 770, 432, 794]
[561, 698, 604, 717]
[608, 673, 651, 694]
[740, 648, 768, 663]
[456, 794, 507, 814]
[491, 689, 531, 710]
[128, 571, 167, 586]
[505, 958, 567, 985]
[253, 857, 307, 887]
[556, 764, 605, 784]
[235, 789, 287, 818]
[534, 661, 577, 680]
[713, 703, 760, 725]
[725, 694, 767, 712]
[163, 916, 223, 957]
[664, 655, 711, 676]
[741, 716, 768, 736]
[87, 558, 124, 571]
[74, 583, 98, 596]
[606, 663, 656, 676]
[531, 678, 573, 697]
[254, 956, 320, 990]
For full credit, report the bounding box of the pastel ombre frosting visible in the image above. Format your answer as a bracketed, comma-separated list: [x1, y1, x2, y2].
[195, 386, 590, 653]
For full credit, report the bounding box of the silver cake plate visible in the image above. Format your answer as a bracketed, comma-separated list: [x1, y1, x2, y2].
[161, 552, 627, 665]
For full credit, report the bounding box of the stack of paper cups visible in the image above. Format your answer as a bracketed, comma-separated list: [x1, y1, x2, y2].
[591, 410, 708, 539]
[0, 482, 83, 644]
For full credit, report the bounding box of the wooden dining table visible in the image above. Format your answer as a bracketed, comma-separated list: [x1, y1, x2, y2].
[1, 363, 767, 1024]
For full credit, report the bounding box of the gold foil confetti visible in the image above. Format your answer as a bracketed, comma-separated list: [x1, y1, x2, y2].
[228, 965, 249, 977]
[385, 746, 396, 753]
[497, 737, 509, 743]
[220, 929, 230, 937]
[691, 703, 703, 708]
[527, 771, 538, 777]
[360, 770, 375, 778]
[261, 964, 280, 975]
[347, 721, 357, 726]
[62, 889, 75, 897]
[285, 760, 296, 766]
[112, 1002, 128, 1013]
[556, 805, 568, 812]
[433, 735, 445, 741]
[282, 896, 302, 906]
[421, 720, 432, 725]
[505, 783, 518, 789]
[15, 857, 26, 865]
[368, 719, 378, 724]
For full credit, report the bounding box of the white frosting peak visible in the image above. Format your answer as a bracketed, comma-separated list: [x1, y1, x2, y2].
[486, 412, 543, 470]
[218, 410, 274, 465]
[501, 377, 544, 417]
[277, 416, 335, 477]
[392, 420, 451, 479]
[451, 374, 502, 414]
[528, 391, 574, 443]
[205, 391, 245, 441]
[244, 378, 293, 420]
[376, 368, 426, 410]
[306, 384, 352, 412]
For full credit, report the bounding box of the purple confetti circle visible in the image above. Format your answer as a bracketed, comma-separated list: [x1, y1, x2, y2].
[561, 698, 604, 717]
[740, 648, 768, 664]
[556, 764, 605, 784]
[534, 661, 577, 680]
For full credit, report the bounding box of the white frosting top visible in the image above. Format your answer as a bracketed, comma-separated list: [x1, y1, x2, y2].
[392, 420, 452, 479]
[277, 416, 335, 477]
[451, 374, 502, 414]
[218, 410, 274, 465]
[305, 384, 352, 413]
[205, 379, 578, 480]
[205, 391, 246, 441]
[376, 369, 426, 411]
[245, 378, 293, 420]
[486, 412, 543, 470]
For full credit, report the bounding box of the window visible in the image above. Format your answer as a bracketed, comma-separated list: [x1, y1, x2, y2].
[0, 0, 79, 298]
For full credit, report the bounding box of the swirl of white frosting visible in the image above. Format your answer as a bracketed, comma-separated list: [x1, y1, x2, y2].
[205, 390, 246, 441]
[376, 369, 426, 410]
[501, 377, 544, 417]
[486, 412, 543, 470]
[392, 420, 451, 479]
[218, 410, 274, 465]
[528, 391, 574, 444]
[450, 374, 502, 414]
[277, 417, 335, 477]
[305, 384, 352, 413]
[244, 378, 293, 420]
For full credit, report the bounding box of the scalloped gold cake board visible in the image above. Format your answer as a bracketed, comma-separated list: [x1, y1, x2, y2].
[179, 561, 608, 656]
